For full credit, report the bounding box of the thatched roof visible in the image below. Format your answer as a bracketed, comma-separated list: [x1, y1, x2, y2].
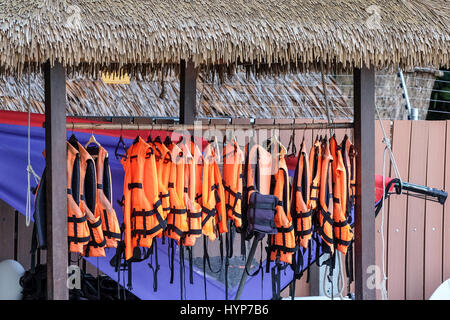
[0, 72, 351, 119]
[0, 0, 448, 77]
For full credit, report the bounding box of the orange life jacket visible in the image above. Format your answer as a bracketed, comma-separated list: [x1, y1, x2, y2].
[150, 139, 171, 218]
[89, 144, 121, 248]
[247, 143, 273, 196]
[182, 142, 203, 247]
[67, 142, 91, 254]
[121, 136, 166, 260]
[308, 138, 322, 211]
[222, 140, 244, 229]
[330, 136, 353, 254]
[74, 142, 106, 258]
[202, 142, 228, 241]
[268, 148, 296, 264]
[292, 141, 312, 248]
[165, 143, 189, 242]
[213, 149, 227, 235]
[317, 138, 334, 252]
[191, 140, 203, 205]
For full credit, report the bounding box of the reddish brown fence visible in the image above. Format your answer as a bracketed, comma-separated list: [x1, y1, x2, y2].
[375, 120, 450, 300]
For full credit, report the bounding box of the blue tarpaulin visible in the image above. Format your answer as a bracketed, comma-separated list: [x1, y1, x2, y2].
[0, 112, 337, 300]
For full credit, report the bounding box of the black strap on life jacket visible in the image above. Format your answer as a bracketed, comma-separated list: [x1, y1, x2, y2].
[202, 232, 224, 300]
[202, 235, 208, 300]
[224, 220, 235, 300]
[168, 238, 175, 284]
[179, 242, 185, 300]
[345, 239, 354, 291]
[126, 246, 152, 291]
[271, 255, 288, 300]
[147, 240, 160, 292]
[240, 140, 254, 259]
[187, 246, 194, 284]
[109, 223, 127, 300]
[289, 246, 306, 300]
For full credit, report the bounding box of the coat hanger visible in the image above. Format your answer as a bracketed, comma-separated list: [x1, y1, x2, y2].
[163, 134, 172, 147]
[176, 135, 184, 145]
[133, 123, 141, 144]
[208, 133, 221, 163]
[147, 131, 153, 143]
[286, 123, 297, 157]
[85, 125, 101, 149]
[115, 124, 128, 160]
[267, 129, 287, 156]
[68, 132, 79, 149]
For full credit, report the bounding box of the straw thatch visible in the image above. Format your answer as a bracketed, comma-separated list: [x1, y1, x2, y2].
[0, 72, 351, 119]
[0, 0, 448, 77]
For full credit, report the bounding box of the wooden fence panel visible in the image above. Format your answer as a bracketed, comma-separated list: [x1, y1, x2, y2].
[386, 120, 411, 300]
[405, 121, 429, 299]
[0, 199, 15, 262]
[17, 214, 34, 270]
[424, 121, 446, 299]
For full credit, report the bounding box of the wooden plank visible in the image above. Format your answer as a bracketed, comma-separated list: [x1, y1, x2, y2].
[424, 121, 445, 299]
[374, 120, 391, 300]
[179, 60, 198, 125]
[353, 67, 376, 300]
[0, 199, 15, 262]
[444, 121, 450, 283]
[386, 120, 411, 300]
[44, 61, 69, 300]
[405, 121, 428, 300]
[17, 214, 34, 270]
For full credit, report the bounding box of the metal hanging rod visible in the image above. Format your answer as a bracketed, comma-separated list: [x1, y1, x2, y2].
[61, 121, 354, 131]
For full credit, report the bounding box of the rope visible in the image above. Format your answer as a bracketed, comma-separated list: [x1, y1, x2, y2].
[375, 106, 403, 300]
[379, 147, 389, 300]
[322, 252, 346, 299]
[25, 66, 40, 227]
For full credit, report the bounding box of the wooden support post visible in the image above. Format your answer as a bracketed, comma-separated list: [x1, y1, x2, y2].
[44, 61, 68, 300]
[353, 66, 376, 300]
[179, 60, 198, 124]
